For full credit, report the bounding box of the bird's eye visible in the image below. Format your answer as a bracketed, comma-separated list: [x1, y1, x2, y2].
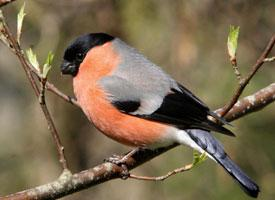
[76, 53, 84, 60]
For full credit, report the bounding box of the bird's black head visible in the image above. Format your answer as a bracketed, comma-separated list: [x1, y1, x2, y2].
[61, 33, 114, 76]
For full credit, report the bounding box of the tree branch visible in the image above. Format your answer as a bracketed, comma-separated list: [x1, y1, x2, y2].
[0, 9, 68, 170]
[216, 82, 275, 121]
[220, 34, 275, 117]
[1, 82, 275, 200]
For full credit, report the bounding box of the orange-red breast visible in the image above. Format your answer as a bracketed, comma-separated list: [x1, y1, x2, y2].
[61, 33, 259, 197]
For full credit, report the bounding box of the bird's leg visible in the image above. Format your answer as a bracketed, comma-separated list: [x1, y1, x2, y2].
[105, 148, 141, 164]
[104, 147, 144, 179]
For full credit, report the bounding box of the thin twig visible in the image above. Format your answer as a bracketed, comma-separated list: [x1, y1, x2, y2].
[220, 34, 275, 117]
[24, 60, 79, 107]
[39, 96, 68, 169]
[263, 56, 275, 62]
[1, 14, 40, 96]
[39, 78, 46, 104]
[40, 77, 68, 169]
[0, 10, 68, 170]
[45, 81, 79, 107]
[231, 59, 242, 82]
[129, 163, 193, 181]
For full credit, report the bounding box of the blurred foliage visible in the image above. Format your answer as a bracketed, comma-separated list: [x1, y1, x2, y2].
[0, 0, 274, 199]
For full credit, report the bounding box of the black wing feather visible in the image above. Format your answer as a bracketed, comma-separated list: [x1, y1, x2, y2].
[112, 101, 140, 113]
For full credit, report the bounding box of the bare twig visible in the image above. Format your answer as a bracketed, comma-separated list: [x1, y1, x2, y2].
[39, 78, 46, 104]
[23, 62, 79, 107]
[263, 56, 275, 62]
[45, 81, 79, 107]
[0, 13, 40, 95]
[129, 163, 193, 181]
[39, 77, 68, 170]
[129, 152, 206, 181]
[24, 62, 79, 106]
[228, 49, 242, 82]
[232, 61, 242, 82]
[0, 10, 68, 170]
[220, 34, 275, 117]
[216, 82, 275, 121]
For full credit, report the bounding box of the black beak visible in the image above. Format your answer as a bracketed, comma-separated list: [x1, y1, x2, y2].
[61, 60, 78, 76]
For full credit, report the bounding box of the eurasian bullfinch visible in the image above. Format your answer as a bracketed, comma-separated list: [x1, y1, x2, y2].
[61, 33, 259, 197]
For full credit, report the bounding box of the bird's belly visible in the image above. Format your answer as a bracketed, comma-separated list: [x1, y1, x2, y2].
[76, 87, 171, 147]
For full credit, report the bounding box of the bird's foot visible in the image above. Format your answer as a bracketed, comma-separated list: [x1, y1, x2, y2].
[104, 148, 142, 179]
[104, 154, 125, 165]
[104, 154, 130, 179]
[104, 148, 141, 165]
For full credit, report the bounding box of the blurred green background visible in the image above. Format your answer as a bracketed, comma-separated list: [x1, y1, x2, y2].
[0, 0, 274, 199]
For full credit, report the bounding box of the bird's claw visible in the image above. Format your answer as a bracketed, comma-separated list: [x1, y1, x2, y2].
[120, 164, 130, 179]
[104, 154, 130, 179]
[104, 154, 126, 165]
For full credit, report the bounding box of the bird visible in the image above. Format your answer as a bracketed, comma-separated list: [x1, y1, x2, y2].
[61, 32, 259, 198]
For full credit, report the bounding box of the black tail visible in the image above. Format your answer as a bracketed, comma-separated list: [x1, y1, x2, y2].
[187, 129, 260, 198]
[215, 154, 259, 198]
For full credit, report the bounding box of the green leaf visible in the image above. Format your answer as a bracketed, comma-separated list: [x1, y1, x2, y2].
[17, 2, 26, 44]
[192, 150, 207, 167]
[26, 48, 40, 72]
[227, 25, 240, 61]
[42, 51, 54, 78]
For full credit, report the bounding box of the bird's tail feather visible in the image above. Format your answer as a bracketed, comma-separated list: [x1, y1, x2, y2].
[215, 153, 259, 198]
[186, 129, 259, 198]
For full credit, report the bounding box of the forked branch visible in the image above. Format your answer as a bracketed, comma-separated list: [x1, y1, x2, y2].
[0, 9, 68, 170]
[220, 34, 275, 117]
